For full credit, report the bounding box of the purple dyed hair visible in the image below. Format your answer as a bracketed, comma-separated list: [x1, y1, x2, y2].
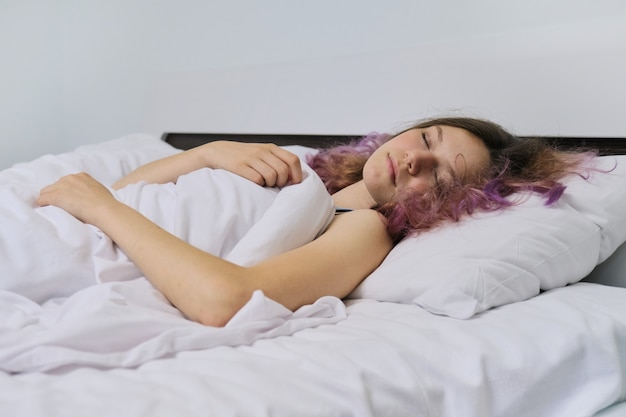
[308, 117, 596, 242]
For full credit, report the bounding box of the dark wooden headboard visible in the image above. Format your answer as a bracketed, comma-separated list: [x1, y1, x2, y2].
[162, 132, 626, 155]
[162, 133, 359, 150]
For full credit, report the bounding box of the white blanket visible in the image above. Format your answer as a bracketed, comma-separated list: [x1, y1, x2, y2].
[2, 283, 624, 417]
[0, 135, 342, 373]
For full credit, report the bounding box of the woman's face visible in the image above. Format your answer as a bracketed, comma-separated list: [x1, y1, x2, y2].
[362, 125, 491, 205]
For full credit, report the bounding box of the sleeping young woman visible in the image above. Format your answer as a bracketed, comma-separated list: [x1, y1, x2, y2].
[35, 117, 591, 327]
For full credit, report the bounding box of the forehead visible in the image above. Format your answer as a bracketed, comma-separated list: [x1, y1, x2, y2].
[442, 125, 490, 180]
[420, 125, 490, 182]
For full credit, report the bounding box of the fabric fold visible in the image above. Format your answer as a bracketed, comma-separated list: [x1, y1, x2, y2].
[0, 135, 341, 373]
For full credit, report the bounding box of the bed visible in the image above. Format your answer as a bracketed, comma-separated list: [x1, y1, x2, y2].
[0, 131, 625, 417]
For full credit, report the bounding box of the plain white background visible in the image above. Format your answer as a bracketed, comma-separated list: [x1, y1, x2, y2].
[1, 0, 625, 169]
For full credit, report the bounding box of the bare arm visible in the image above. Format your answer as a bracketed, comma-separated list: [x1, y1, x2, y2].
[113, 141, 303, 190]
[37, 173, 392, 327]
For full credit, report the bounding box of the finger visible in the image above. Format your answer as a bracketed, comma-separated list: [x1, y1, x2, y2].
[247, 159, 279, 187]
[36, 185, 65, 207]
[270, 147, 303, 184]
[238, 165, 267, 186]
[259, 148, 303, 186]
[37, 181, 61, 206]
[36, 191, 50, 207]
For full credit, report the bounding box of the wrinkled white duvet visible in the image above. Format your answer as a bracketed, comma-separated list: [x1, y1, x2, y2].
[0, 135, 342, 373]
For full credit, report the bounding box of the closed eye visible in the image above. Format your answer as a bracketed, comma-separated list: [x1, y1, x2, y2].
[421, 132, 431, 150]
[421, 132, 439, 186]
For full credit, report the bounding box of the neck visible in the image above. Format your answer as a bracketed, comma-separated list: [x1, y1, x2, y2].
[331, 180, 377, 209]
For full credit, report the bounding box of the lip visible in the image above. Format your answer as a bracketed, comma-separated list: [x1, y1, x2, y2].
[387, 154, 397, 186]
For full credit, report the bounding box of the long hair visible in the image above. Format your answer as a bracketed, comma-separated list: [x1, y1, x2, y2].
[307, 117, 595, 242]
[306, 132, 391, 194]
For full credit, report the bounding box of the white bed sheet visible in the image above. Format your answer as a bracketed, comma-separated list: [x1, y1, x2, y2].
[1, 282, 625, 417]
[594, 401, 626, 417]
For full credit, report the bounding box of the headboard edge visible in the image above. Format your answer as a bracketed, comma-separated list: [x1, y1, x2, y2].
[162, 132, 626, 155]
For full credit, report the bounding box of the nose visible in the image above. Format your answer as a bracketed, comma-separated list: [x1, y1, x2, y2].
[404, 150, 436, 176]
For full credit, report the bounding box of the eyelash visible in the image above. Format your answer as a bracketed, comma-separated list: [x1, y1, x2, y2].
[421, 132, 431, 149]
[421, 132, 439, 185]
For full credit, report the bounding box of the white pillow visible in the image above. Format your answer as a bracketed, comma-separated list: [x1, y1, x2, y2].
[559, 155, 626, 263]
[349, 155, 626, 319]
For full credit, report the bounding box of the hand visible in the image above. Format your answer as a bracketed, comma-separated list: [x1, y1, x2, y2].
[37, 172, 119, 224]
[204, 141, 303, 187]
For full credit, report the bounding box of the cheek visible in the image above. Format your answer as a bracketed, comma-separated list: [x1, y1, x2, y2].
[399, 177, 429, 195]
[362, 169, 393, 204]
[395, 186, 427, 203]
[362, 155, 384, 185]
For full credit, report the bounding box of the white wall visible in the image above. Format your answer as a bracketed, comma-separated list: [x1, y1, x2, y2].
[2, 0, 626, 169]
[1, 2, 64, 168]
